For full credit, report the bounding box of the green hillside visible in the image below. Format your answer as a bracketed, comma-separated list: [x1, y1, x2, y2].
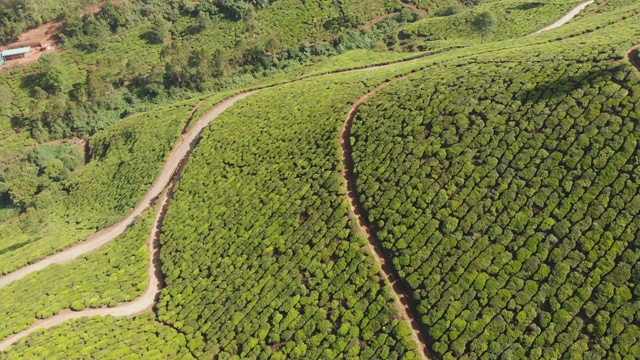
[156, 68, 429, 358]
[349, 6, 640, 359]
[0, 209, 152, 340]
[0, 0, 639, 358]
[399, 0, 585, 50]
[0, 315, 194, 359]
[0, 98, 198, 274]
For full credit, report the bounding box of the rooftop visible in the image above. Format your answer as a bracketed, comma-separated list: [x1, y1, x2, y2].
[0, 47, 31, 57]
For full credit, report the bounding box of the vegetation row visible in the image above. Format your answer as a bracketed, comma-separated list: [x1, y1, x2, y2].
[350, 16, 640, 359]
[0, 210, 152, 341]
[156, 70, 427, 358]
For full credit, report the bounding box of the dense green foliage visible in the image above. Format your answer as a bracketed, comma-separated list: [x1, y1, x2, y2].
[0, 99, 196, 275]
[0, 209, 151, 340]
[0, 132, 37, 221]
[0, 315, 194, 359]
[3, 1, 640, 358]
[400, 0, 583, 50]
[157, 70, 426, 358]
[0, 0, 101, 44]
[0, 141, 83, 210]
[351, 15, 640, 359]
[0, 0, 416, 148]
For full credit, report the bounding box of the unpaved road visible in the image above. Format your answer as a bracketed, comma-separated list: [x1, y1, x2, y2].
[399, 0, 429, 17]
[0, 190, 166, 352]
[533, 0, 595, 34]
[0, 2, 595, 352]
[340, 76, 431, 360]
[0, 92, 257, 290]
[0, 91, 259, 350]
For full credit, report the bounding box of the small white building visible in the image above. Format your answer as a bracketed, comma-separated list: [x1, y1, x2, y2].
[0, 47, 31, 63]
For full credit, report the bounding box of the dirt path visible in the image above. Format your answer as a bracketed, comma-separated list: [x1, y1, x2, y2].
[0, 128, 28, 144]
[399, 0, 429, 17]
[359, 13, 396, 30]
[532, 0, 595, 34]
[0, 191, 166, 352]
[0, 95, 255, 288]
[583, 0, 611, 17]
[0, 90, 259, 350]
[182, 100, 206, 134]
[340, 76, 432, 360]
[0, 2, 592, 346]
[0, 213, 21, 228]
[356, 0, 432, 30]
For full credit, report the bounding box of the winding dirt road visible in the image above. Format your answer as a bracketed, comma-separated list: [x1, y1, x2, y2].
[0, 92, 257, 290]
[0, 3, 595, 353]
[399, 0, 429, 17]
[0, 91, 259, 350]
[0, 190, 166, 352]
[533, 0, 595, 34]
[340, 77, 432, 360]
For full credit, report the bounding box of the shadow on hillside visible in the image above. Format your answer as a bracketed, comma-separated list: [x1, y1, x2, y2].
[19, 72, 46, 97]
[629, 49, 640, 71]
[516, 63, 628, 104]
[0, 240, 32, 256]
[180, 25, 201, 37]
[139, 31, 164, 45]
[508, 2, 545, 11]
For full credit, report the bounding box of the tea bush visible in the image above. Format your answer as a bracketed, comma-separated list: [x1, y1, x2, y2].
[156, 70, 426, 358]
[351, 17, 640, 358]
[0, 210, 152, 340]
[0, 315, 193, 360]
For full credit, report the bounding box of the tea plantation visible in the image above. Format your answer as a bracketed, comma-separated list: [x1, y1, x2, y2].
[350, 9, 640, 359]
[0, 98, 198, 274]
[0, 0, 639, 358]
[0, 209, 152, 341]
[400, 0, 586, 50]
[0, 315, 193, 359]
[155, 68, 429, 358]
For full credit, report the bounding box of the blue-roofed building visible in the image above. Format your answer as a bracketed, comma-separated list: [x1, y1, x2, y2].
[0, 47, 31, 62]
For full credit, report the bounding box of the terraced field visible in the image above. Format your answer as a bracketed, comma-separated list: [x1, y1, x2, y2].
[0, 0, 639, 358]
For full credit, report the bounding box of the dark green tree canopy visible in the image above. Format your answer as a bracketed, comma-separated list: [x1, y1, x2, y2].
[471, 10, 497, 43]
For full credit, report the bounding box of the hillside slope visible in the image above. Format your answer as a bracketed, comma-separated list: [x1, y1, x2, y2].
[0, 0, 639, 358]
[350, 4, 640, 358]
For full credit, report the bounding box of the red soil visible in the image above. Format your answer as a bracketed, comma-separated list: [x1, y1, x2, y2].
[0, 1, 119, 73]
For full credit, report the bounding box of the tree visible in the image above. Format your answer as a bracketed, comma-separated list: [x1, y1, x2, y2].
[197, 11, 211, 31]
[471, 11, 496, 44]
[86, 70, 111, 102]
[149, 17, 170, 44]
[9, 177, 39, 209]
[82, 18, 111, 51]
[40, 54, 67, 94]
[265, 37, 280, 60]
[211, 48, 232, 77]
